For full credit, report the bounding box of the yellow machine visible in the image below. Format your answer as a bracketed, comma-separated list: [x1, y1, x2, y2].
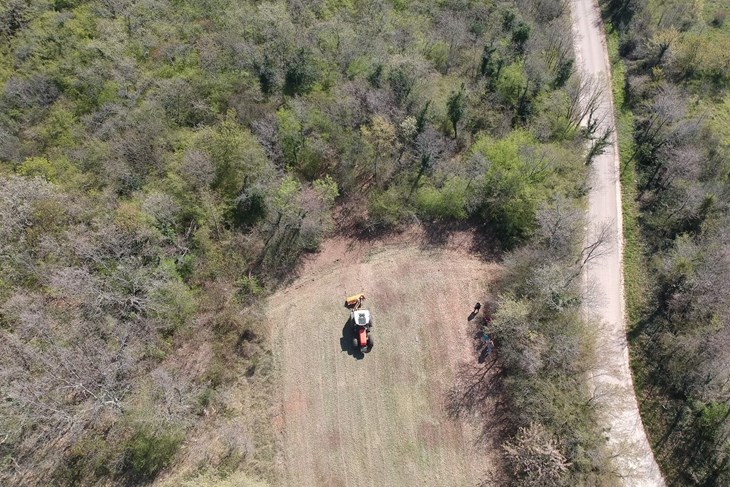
[344, 293, 366, 309]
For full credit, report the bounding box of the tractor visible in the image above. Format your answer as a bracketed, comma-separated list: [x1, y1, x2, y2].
[344, 293, 373, 353]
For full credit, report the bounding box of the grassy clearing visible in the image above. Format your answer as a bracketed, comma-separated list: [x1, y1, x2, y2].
[267, 235, 502, 486]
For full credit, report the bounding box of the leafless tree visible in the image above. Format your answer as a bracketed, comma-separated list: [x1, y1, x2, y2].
[536, 196, 583, 257]
[634, 84, 687, 179]
[503, 421, 572, 486]
[0, 127, 20, 163]
[654, 144, 703, 190]
[181, 149, 216, 190]
[578, 220, 614, 268]
[518, 0, 570, 23]
[407, 127, 451, 199]
[3, 74, 59, 109]
[435, 13, 470, 74]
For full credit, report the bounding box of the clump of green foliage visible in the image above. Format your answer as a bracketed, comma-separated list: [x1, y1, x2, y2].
[123, 425, 185, 481]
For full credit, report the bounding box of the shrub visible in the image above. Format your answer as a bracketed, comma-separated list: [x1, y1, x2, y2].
[123, 425, 184, 482]
[503, 422, 571, 486]
[368, 187, 411, 227]
[238, 275, 263, 301]
[148, 276, 197, 333]
[415, 178, 468, 220]
[711, 10, 726, 27]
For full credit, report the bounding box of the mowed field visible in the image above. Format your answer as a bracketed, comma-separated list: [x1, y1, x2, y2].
[267, 231, 500, 486]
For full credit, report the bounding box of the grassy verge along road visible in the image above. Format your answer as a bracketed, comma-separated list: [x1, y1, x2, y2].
[267, 232, 500, 486]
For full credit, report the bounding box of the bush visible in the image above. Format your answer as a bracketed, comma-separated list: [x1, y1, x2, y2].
[237, 275, 263, 301]
[123, 425, 184, 482]
[367, 187, 411, 227]
[60, 434, 117, 483]
[503, 422, 571, 486]
[711, 10, 726, 27]
[415, 178, 468, 220]
[148, 276, 197, 333]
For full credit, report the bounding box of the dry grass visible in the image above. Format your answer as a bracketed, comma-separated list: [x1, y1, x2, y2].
[267, 229, 503, 486]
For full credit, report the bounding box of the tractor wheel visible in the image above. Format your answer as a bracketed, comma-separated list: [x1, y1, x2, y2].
[352, 338, 358, 349]
[366, 336, 374, 352]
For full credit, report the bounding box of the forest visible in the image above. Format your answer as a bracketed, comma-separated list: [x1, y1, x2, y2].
[1, 0, 616, 485]
[602, 0, 730, 485]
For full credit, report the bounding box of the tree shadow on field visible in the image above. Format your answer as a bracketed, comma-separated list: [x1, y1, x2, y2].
[445, 360, 509, 450]
[340, 318, 364, 360]
[422, 220, 504, 260]
[333, 214, 504, 262]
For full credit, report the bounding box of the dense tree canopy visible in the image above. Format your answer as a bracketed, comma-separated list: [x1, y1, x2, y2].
[0, 0, 605, 485]
[602, 0, 730, 484]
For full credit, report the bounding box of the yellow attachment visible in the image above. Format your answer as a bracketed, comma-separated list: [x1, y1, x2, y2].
[345, 293, 366, 308]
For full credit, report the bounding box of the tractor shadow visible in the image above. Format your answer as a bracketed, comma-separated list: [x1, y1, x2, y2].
[340, 318, 364, 360]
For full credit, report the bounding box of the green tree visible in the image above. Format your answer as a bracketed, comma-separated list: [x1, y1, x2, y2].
[446, 84, 465, 139]
[388, 63, 416, 106]
[284, 48, 319, 96]
[277, 107, 303, 167]
[202, 111, 272, 199]
[470, 131, 548, 243]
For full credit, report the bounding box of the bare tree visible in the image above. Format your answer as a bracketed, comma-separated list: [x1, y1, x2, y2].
[436, 13, 470, 74]
[180, 149, 216, 190]
[536, 196, 583, 257]
[503, 421, 572, 486]
[565, 75, 605, 135]
[407, 127, 451, 199]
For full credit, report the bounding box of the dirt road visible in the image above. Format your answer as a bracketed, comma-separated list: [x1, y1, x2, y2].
[267, 232, 500, 486]
[571, 1, 664, 485]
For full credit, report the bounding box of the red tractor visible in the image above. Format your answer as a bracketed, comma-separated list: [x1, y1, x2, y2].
[351, 309, 373, 353]
[345, 293, 373, 353]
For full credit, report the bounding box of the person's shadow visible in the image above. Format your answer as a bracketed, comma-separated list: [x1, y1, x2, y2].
[340, 318, 364, 360]
[468, 310, 478, 321]
[478, 345, 494, 364]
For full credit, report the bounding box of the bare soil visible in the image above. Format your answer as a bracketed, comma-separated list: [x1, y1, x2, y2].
[266, 228, 502, 486]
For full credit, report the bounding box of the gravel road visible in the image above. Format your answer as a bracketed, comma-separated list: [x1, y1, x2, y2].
[571, 0, 664, 485]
